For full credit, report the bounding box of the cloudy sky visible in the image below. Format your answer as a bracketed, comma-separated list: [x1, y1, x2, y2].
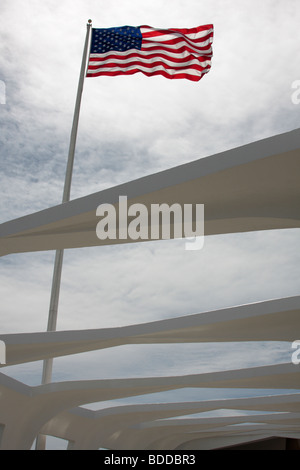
[0, 0, 300, 449]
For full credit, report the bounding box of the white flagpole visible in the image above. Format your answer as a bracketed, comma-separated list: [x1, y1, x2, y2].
[36, 19, 92, 450]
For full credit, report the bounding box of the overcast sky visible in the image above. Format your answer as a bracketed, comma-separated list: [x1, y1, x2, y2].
[0, 0, 300, 449]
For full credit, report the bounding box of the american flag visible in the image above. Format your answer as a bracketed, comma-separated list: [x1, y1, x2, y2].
[86, 25, 213, 82]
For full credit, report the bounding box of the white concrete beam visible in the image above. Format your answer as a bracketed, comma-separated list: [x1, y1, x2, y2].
[0, 361, 299, 449]
[1, 129, 299, 256]
[1, 295, 299, 367]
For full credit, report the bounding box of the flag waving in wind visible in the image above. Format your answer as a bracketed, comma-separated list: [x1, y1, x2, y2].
[86, 24, 213, 81]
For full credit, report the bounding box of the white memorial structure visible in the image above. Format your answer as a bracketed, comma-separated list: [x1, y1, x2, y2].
[0, 128, 299, 450]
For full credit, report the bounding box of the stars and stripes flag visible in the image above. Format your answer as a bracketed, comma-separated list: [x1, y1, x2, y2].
[86, 25, 213, 82]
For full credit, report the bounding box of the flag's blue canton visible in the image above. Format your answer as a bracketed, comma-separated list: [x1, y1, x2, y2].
[90, 26, 142, 54]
